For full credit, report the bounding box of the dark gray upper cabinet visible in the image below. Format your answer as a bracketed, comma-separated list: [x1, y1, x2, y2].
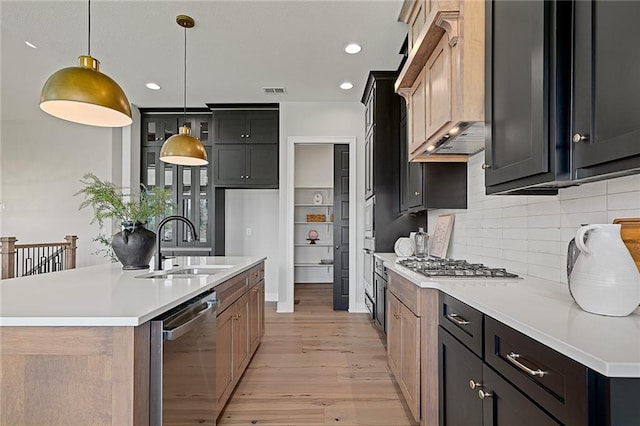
[485, 0, 640, 194]
[212, 109, 279, 188]
[400, 106, 467, 212]
[572, 0, 640, 179]
[142, 114, 212, 147]
[212, 111, 278, 144]
[213, 144, 278, 188]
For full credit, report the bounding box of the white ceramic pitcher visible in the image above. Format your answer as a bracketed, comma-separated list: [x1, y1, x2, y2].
[569, 224, 640, 316]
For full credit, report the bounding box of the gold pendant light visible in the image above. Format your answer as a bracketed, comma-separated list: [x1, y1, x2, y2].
[40, 0, 132, 127]
[159, 15, 208, 166]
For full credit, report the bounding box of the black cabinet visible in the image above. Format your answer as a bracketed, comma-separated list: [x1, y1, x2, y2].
[141, 113, 214, 255]
[211, 110, 279, 188]
[571, 0, 640, 179]
[361, 71, 425, 252]
[142, 114, 211, 147]
[438, 293, 588, 426]
[439, 328, 483, 426]
[212, 111, 278, 144]
[485, 0, 640, 195]
[399, 105, 467, 212]
[213, 144, 278, 188]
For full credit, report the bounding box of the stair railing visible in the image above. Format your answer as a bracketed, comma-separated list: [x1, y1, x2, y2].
[0, 235, 78, 279]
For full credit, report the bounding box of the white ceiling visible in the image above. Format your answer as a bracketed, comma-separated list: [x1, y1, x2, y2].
[1, 0, 407, 121]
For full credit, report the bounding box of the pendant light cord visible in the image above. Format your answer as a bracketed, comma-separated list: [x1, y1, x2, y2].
[87, 0, 91, 56]
[183, 25, 187, 125]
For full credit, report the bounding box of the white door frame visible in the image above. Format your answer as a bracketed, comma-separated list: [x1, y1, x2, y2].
[278, 136, 357, 313]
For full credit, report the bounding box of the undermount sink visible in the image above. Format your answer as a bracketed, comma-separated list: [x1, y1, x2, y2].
[136, 265, 233, 279]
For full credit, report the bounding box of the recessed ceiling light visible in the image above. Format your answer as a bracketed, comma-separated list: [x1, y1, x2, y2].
[345, 43, 361, 54]
[25, 41, 37, 49]
[340, 82, 354, 90]
[146, 82, 161, 90]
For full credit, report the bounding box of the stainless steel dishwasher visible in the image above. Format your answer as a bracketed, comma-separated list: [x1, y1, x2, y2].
[150, 290, 218, 425]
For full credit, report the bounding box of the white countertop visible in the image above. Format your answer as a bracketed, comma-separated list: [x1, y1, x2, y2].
[0, 256, 265, 327]
[375, 253, 640, 378]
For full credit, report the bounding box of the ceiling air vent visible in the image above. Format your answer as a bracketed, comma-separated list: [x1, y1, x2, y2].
[263, 87, 287, 95]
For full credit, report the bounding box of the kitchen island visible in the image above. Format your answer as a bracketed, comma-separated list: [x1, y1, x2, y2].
[377, 253, 640, 426]
[0, 256, 265, 425]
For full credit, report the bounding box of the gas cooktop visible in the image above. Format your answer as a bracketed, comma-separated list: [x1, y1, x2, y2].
[397, 257, 520, 279]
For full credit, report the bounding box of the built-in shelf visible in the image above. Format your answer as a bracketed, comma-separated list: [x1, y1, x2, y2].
[295, 222, 334, 225]
[294, 263, 334, 267]
[294, 186, 334, 283]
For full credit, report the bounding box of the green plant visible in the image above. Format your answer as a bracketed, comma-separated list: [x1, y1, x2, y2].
[76, 173, 172, 228]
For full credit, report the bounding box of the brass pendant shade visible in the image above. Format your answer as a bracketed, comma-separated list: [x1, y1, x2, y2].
[159, 15, 208, 166]
[160, 126, 208, 166]
[40, 55, 132, 127]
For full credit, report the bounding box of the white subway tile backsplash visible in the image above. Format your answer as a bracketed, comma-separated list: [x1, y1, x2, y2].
[607, 174, 640, 194]
[560, 211, 608, 228]
[561, 196, 607, 213]
[502, 205, 527, 218]
[527, 200, 562, 216]
[527, 240, 563, 255]
[503, 228, 527, 240]
[527, 214, 561, 228]
[426, 152, 639, 285]
[607, 192, 640, 211]
[607, 209, 640, 222]
[559, 181, 607, 200]
[526, 227, 561, 241]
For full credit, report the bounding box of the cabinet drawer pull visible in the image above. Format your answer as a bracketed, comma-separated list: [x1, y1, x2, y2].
[506, 352, 548, 377]
[478, 389, 493, 400]
[469, 379, 482, 390]
[241, 134, 246, 138]
[481, 163, 491, 169]
[447, 312, 470, 326]
[245, 175, 250, 179]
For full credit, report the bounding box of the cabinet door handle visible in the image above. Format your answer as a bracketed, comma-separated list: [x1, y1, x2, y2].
[572, 133, 589, 143]
[246, 134, 250, 138]
[245, 175, 250, 179]
[481, 163, 491, 169]
[446, 312, 470, 326]
[414, 191, 420, 196]
[469, 379, 482, 390]
[506, 352, 548, 377]
[478, 389, 493, 400]
[241, 134, 246, 138]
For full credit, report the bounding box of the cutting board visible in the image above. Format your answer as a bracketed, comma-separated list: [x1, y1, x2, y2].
[613, 218, 640, 271]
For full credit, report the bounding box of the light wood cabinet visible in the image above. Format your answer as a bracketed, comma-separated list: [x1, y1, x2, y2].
[397, 0, 484, 161]
[387, 270, 440, 426]
[387, 289, 420, 422]
[409, 68, 426, 154]
[216, 261, 265, 414]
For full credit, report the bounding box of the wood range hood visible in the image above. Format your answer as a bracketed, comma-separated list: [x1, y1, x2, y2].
[396, 0, 484, 163]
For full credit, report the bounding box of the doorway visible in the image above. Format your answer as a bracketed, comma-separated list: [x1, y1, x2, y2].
[281, 136, 356, 313]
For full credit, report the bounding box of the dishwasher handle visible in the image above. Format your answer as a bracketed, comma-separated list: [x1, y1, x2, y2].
[163, 295, 217, 341]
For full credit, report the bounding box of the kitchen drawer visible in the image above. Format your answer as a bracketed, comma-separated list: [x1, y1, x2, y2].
[388, 271, 420, 316]
[484, 316, 588, 426]
[249, 262, 264, 287]
[439, 293, 483, 357]
[216, 271, 249, 314]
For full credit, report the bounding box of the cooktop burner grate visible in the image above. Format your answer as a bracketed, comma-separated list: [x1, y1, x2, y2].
[397, 257, 519, 279]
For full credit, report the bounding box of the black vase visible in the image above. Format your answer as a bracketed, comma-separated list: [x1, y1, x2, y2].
[110, 223, 156, 270]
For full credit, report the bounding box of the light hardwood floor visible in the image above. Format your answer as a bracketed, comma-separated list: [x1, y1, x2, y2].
[218, 284, 418, 426]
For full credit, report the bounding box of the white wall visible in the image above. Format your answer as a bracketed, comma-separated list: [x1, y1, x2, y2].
[294, 144, 334, 187]
[0, 115, 121, 268]
[428, 152, 640, 284]
[278, 102, 366, 312]
[225, 189, 280, 301]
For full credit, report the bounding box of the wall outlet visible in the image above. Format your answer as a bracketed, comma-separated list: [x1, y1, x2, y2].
[246, 227, 252, 236]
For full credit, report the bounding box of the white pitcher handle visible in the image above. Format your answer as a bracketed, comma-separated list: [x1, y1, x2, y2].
[575, 224, 598, 255]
